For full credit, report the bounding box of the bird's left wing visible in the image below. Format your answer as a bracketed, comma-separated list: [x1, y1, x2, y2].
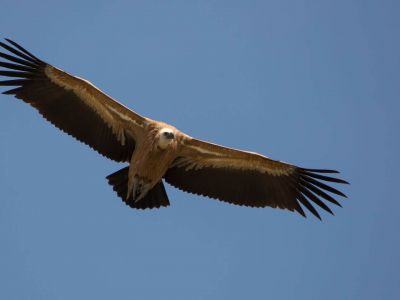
[165, 137, 348, 219]
[0, 39, 148, 162]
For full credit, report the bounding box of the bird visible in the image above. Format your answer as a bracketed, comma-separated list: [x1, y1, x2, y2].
[0, 39, 348, 220]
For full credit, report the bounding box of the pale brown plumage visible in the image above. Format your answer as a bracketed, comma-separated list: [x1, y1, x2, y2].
[0, 39, 348, 219]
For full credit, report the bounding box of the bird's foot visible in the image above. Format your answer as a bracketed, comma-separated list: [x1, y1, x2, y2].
[128, 175, 151, 203]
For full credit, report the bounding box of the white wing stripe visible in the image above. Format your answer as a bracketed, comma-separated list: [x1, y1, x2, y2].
[186, 144, 224, 156]
[106, 104, 140, 125]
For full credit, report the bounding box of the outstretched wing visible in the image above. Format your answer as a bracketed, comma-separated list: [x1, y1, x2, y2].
[165, 138, 348, 219]
[0, 39, 148, 162]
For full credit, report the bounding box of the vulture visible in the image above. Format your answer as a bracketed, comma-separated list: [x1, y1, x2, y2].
[0, 39, 348, 219]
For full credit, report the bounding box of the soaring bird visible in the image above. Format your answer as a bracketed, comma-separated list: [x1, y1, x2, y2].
[0, 39, 348, 219]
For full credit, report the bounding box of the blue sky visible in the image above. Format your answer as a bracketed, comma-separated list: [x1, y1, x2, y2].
[0, 1, 399, 299]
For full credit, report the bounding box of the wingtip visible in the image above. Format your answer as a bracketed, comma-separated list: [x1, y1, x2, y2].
[4, 38, 18, 46]
[301, 168, 340, 174]
[294, 205, 306, 218]
[298, 212, 322, 221]
[0, 38, 42, 63]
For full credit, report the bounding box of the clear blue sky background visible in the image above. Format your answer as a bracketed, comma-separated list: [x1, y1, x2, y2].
[0, 1, 399, 299]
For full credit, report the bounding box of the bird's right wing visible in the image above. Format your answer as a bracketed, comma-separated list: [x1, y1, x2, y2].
[0, 39, 148, 162]
[165, 137, 348, 219]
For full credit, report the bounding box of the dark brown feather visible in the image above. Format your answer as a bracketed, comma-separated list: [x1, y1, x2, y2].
[0, 39, 135, 162]
[165, 165, 298, 210]
[0, 41, 42, 64]
[301, 174, 347, 198]
[0, 61, 36, 72]
[0, 70, 36, 78]
[4, 38, 42, 61]
[296, 193, 321, 220]
[0, 51, 38, 68]
[302, 170, 348, 184]
[164, 160, 348, 219]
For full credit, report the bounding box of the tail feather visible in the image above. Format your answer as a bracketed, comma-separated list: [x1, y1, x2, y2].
[106, 167, 170, 209]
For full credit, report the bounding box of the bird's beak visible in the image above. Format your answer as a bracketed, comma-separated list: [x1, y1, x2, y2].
[166, 132, 174, 139]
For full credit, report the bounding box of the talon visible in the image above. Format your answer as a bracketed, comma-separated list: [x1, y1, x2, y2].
[131, 177, 139, 201]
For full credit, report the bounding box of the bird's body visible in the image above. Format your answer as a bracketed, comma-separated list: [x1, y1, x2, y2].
[127, 123, 181, 201]
[0, 39, 348, 219]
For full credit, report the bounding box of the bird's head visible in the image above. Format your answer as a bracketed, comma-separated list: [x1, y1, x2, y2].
[157, 128, 176, 149]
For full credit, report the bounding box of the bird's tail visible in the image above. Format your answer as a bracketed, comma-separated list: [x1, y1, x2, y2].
[106, 167, 170, 209]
